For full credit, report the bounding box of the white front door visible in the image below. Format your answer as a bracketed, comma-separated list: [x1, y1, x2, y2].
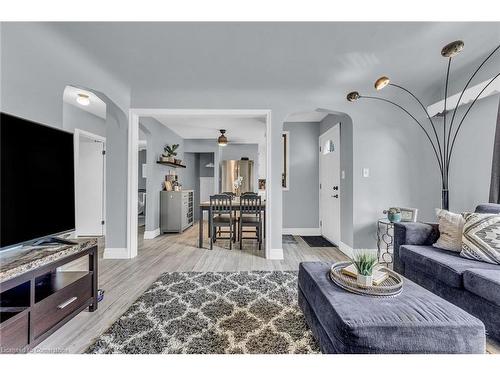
[319, 125, 341, 245]
[77, 138, 105, 236]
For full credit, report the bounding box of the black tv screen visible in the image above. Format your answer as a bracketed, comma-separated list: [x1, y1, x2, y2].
[1, 113, 75, 248]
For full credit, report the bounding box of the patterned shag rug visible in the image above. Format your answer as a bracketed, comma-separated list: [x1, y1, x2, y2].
[86, 271, 320, 354]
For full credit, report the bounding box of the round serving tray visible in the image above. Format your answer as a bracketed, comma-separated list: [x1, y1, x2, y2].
[329, 261, 403, 297]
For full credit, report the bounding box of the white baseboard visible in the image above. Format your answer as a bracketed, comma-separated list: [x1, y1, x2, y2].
[282, 227, 321, 236]
[143, 228, 160, 240]
[268, 248, 284, 260]
[103, 247, 129, 259]
[338, 241, 354, 258]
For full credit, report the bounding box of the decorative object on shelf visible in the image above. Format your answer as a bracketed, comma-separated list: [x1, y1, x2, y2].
[400, 207, 418, 222]
[217, 129, 228, 146]
[347, 41, 500, 210]
[329, 261, 403, 297]
[377, 219, 394, 266]
[174, 158, 182, 165]
[352, 251, 378, 287]
[162, 144, 179, 163]
[384, 207, 401, 223]
[258, 178, 266, 190]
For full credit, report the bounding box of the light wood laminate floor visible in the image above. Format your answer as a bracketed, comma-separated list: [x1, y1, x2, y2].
[34, 223, 347, 354]
[34, 223, 499, 354]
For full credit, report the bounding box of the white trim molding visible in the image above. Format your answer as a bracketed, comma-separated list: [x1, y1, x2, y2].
[127, 109, 274, 259]
[143, 228, 161, 240]
[268, 248, 284, 260]
[103, 248, 129, 259]
[282, 227, 321, 236]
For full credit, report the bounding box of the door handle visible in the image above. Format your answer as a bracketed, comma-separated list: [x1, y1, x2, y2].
[331, 194, 339, 198]
[333, 186, 339, 191]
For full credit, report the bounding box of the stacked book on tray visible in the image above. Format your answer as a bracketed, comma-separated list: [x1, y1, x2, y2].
[341, 264, 389, 286]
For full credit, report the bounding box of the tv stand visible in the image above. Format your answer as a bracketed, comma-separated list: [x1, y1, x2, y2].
[32, 237, 77, 246]
[0, 238, 98, 353]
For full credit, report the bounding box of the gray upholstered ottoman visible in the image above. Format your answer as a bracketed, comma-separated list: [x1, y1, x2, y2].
[298, 262, 486, 354]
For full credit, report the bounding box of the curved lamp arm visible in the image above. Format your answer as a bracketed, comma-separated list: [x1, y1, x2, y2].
[360, 95, 444, 176]
[447, 72, 500, 170]
[443, 57, 452, 175]
[388, 83, 444, 168]
[446, 44, 500, 154]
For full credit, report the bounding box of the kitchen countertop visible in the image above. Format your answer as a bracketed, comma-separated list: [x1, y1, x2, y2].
[0, 237, 97, 284]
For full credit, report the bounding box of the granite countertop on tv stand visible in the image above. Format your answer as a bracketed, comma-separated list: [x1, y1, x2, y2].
[0, 237, 97, 284]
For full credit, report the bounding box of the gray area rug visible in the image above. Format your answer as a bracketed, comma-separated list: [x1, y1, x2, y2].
[86, 271, 320, 354]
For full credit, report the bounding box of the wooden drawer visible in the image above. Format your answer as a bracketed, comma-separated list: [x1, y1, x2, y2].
[0, 312, 29, 353]
[32, 273, 92, 339]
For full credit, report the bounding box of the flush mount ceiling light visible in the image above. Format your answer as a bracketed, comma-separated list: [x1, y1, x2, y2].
[374, 76, 390, 90]
[76, 93, 90, 106]
[346, 91, 360, 102]
[217, 129, 228, 146]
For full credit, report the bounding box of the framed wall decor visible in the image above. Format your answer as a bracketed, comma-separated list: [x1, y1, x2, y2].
[400, 207, 418, 222]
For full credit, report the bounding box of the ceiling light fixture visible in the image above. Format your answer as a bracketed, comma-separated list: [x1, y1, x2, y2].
[76, 93, 90, 106]
[374, 76, 390, 90]
[217, 129, 228, 146]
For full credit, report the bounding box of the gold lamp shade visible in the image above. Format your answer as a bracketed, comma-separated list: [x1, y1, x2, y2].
[346, 91, 360, 102]
[441, 40, 464, 58]
[374, 76, 390, 90]
[217, 129, 228, 146]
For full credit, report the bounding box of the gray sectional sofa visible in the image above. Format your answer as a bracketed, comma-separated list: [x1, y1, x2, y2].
[394, 204, 500, 342]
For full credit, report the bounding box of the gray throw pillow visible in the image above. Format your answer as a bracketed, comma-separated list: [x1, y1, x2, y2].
[461, 213, 500, 265]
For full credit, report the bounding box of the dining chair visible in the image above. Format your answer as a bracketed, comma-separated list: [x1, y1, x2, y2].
[209, 194, 237, 250]
[238, 194, 262, 250]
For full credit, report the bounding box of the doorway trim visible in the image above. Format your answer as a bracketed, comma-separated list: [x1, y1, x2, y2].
[318, 124, 341, 246]
[74, 128, 106, 237]
[127, 109, 272, 259]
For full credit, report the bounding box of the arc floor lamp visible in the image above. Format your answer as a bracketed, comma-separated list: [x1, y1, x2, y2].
[347, 40, 500, 210]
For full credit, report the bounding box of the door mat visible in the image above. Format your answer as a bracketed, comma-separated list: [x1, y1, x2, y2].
[300, 236, 336, 247]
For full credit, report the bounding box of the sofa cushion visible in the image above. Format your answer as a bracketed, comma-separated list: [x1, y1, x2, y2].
[463, 269, 500, 306]
[399, 245, 499, 288]
[461, 213, 500, 265]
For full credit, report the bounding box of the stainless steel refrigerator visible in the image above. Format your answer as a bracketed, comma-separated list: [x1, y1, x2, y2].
[220, 159, 255, 194]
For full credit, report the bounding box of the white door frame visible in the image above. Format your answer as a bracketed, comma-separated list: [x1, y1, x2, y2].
[318, 124, 340, 245]
[74, 128, 106, 237]
[127, 109, 272, 259]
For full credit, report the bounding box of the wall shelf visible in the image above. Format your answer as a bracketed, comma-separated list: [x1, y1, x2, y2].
[156, 161, 186, 168]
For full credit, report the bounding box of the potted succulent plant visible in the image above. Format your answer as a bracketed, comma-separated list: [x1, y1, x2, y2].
[353, 251, 378, 287]
[384, 207, 401, 223]
[161, 144, 179, 163]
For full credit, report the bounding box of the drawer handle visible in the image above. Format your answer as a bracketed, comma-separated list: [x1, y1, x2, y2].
[57, 297, 78, 309]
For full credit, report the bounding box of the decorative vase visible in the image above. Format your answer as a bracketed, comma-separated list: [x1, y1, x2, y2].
[357, 274, 373, 287]
[166, 156, 175, 163]
[174, 158, 182, 165]
[388, 212, 401, 223]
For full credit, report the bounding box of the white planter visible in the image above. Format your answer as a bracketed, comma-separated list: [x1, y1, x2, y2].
[357, 274, 373, 287]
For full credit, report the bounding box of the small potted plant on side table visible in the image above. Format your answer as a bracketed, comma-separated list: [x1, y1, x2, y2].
[384, 207, 401, 223]
[353, 251, 378, 287]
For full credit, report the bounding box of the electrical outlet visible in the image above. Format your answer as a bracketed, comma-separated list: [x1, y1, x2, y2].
[363, 168, 370, 178]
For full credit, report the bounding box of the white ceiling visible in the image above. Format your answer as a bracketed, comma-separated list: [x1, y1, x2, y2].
[48, 22, 500, 105]
[63, 85, 106, 119]
[152, 114, 266, 144]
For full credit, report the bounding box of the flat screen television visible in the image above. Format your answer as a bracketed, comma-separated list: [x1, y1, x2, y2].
[1, 112, 75, 249]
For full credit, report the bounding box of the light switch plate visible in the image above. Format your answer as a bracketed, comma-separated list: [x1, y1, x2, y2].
[363, 168, 370, 178]
[341, 170, 345, 179]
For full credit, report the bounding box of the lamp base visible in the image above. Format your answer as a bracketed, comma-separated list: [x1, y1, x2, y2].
[442, 189, 449, 211]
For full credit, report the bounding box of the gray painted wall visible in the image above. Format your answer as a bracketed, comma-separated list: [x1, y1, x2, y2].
[282, 122, 320, 229]
[138, 149, 147, 191]
[1, 23, 131, 252]
[140, 117, 186, 232]
[63, 103, 106, 137]
[199, 153, 215, 177]
[220, 143, 259, 192]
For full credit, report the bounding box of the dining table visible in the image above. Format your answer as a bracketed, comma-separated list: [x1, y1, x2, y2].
[198, 198, 266, 248]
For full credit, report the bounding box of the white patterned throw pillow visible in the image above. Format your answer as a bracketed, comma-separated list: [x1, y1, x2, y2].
[461, 213, 500, 265]
[433, 208, 465, 252]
